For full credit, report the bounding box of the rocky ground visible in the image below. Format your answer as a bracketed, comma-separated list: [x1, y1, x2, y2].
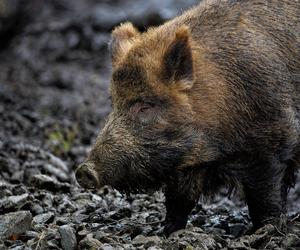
[1, 0, 300, 249]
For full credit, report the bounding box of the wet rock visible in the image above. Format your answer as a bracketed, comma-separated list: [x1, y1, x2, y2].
[47, 239, 61, 249]
[79, 234, 102, 249]
[30, 174, 70, 192]
[55, 216, 71, 226]
[31, 223, 47, 232]
[8, 193, 29, 206]
[168, 228, 217, 249]
[32, 212, 55, 225]
[101, 244, 115, 250]
[0, 182, 12, 198]
[11, 185, 27, 195]
[227, 240, 249, 249]
[59, 225, 77, 250]
[47, 153, 69, 173]
[23, 166, 41, 185]
[148, 247, 164, 250]
[43, 163, 69, 182]
[71, 211, 89, 224]
[228, 223, 248, 238]
[39, 192, 54, 208]
[10, 170, 24, 183]
[24, 230, 39, 239]
[132, 235, 162, 247]
[248, 224, 275, 248]
[0, 193, 31, 213]
[77, 226, 90, 241]
[281, 233, 300, 248]
[58, 198, 78, 214]
[30, 203, 44, 215]
[44, 227, 60, 241]
[6, 242, 25, 249]
[0, 211, 32, 239]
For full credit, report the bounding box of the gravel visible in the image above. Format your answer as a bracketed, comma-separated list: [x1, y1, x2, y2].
[0, 211, 33, 239]
[59, 225, 77, 250]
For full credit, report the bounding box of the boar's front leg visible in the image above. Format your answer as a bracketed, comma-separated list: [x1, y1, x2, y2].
[163, 183, 197, 236]
[241, 158, 287, 230]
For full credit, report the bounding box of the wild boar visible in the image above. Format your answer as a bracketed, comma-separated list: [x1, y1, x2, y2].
[75, 0, 300, 235]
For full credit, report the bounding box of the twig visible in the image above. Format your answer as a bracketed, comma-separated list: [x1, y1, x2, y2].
[273, 225, 285, 237]
[290, 214, 300, 222]
[263, 236, 273, 249]
[31, 231, 46, 250]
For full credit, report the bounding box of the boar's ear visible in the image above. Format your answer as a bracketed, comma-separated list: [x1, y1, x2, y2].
[162, 25, 194, 89]
[110, 22, 139, 65]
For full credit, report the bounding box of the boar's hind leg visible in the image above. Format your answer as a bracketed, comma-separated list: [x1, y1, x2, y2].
[242, 159, 287, 231]
[163, 184, 197, 236]
[281, 159, 297, 212]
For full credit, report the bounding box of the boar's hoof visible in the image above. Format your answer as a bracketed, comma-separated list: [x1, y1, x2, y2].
[163, 221, 187, 237]
[75, 162, 100, 189]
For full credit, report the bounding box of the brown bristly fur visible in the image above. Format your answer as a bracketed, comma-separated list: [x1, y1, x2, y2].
[76, 0, 300, 236]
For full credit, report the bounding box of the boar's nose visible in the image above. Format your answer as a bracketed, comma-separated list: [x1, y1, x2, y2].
[75, 162, 100, 189]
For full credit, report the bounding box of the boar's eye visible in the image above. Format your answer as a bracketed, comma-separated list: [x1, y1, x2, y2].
[130, 101, 156, 124]
[130, 102, 153, 114]
[139, 103, 153, 113]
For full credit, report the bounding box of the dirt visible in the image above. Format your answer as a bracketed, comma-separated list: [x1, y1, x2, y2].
[0, 0, 300, 249]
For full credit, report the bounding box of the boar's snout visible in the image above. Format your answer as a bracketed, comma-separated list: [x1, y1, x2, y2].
[75, 162, 100, 189]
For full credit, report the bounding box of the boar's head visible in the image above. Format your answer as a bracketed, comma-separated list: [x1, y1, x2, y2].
[76, 23, 216, 192]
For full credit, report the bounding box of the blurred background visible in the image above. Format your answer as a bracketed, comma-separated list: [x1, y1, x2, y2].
[1, 1, 300, 249]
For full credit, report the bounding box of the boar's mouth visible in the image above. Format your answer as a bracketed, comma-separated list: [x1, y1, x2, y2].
[103, 142, 192, 193]
[75, 142, 190, 193]
[76, 133, 197, 193]
[75, 159, 166, 193]
[75, 114, 198, 193]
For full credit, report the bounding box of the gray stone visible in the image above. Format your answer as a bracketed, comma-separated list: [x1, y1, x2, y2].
[30, 203, 44, 215]
[228, 223, 248, 238]
[0, 182, 12, 197]
[101, 243, 115, 250]
[168, 229, 217, 250]
[47, 239, 61, 249]
[133, 235, 162, 248]
[248, 225, 275, 247]
[30, 174, 70, 192]
[79, 234, 103, 249]
[0, 211, 32, 239]
[32, 212, 54, 225]
[281, 233, 300, 248]
[24, 230, 39, 239]
[0, 193, 29, 212]
[47, 227, 61, 241]
[43, 163, 69, 182]
[9, 246, 25, 250]
[47, 153, 69, 173]
[148, 247, 164, 250]
[12, 185, 27, 195]
[10, 170, 24, 183]
[227, 240, 249, 249]
[59, 225, 77, 250]
[8, 193, 29, 206]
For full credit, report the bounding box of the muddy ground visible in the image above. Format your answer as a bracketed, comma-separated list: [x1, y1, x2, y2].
[1, 0, 300, 249]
